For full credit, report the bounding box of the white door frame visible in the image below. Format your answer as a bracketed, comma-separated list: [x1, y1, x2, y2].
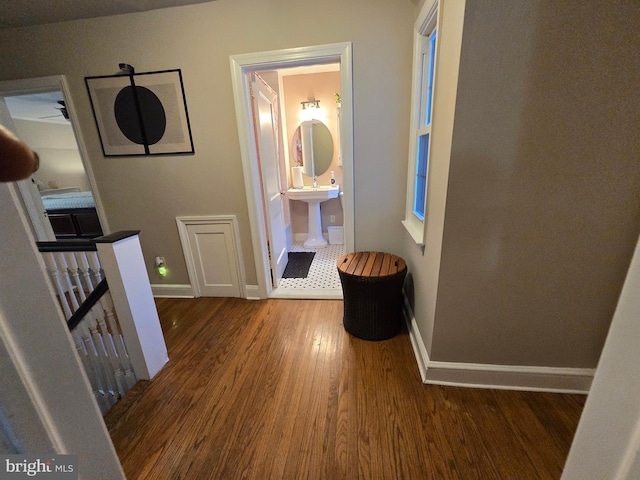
[230, 43, 355, 299]
[0, 75, 110, 236]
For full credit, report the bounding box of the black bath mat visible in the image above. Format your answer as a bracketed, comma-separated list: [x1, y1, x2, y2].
[282, 252, 316, 279]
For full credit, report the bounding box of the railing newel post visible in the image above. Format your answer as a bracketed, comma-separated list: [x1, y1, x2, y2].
[95, 231, 168, 381]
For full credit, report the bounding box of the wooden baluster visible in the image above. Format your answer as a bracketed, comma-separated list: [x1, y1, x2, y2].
[64, 252, 86, 303]
[101, 291, 137, 391]
[94, 302, 126, 397]
[54, 252, 79, 312]
[85, 307, 117, 400]
[70, 328, 104, 410]
[78, 320, 110, 414]
[41, 252, 73, 319]
[76, 252, 96, 292]
[87, 252, 103, 283]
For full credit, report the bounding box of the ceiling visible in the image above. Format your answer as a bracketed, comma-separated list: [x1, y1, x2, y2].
[5, 92, 70, 125]
[0, 0, 216, 29]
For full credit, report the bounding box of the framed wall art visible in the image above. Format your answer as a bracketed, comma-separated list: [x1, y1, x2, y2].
[85, 69, 194, 156]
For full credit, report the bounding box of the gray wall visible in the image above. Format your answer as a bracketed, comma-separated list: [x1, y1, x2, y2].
[405, 0, 640, 368]
[0, 0, 415, 287]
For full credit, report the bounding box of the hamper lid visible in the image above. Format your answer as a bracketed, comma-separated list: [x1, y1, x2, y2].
[337, 251, 406, 278]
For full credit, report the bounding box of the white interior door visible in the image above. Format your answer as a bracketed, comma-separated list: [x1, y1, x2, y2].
[252, 74, 288, 287]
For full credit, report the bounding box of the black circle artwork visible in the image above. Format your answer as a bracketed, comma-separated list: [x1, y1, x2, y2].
[114, 85, 166, 145]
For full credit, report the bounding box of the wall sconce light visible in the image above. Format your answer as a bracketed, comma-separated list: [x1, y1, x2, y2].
[301, 99, 320, 110]
[155, 256, 168, 277]
[300, 99, 323, 122]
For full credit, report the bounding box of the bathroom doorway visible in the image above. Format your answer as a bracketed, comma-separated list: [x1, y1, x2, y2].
[0, 76, 107, 241]
[230, 43, 354, 300]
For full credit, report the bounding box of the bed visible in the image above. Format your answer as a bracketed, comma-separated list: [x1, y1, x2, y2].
[40, 188, 104, 239]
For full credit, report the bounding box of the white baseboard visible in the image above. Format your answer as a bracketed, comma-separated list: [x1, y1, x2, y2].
[402, 296, 429, 382]
[151, 283, 195, 298]
[270, 288, 343, 300]
[152, 283, 263, 300]
[245, 285, 261, 300]
[401, 294, 594, 394]
[423, 362, 594, 394]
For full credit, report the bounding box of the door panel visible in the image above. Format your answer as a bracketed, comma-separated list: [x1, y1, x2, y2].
[252, 74, 288, 287]
[186, 222, 241, 297]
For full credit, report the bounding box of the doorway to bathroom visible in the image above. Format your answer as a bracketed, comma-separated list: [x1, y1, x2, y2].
[230, 43, 354, 300]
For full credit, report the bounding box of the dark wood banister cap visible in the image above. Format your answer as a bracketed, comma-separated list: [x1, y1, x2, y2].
[37, 230, 141, 252]
[93, 230, 141, 244]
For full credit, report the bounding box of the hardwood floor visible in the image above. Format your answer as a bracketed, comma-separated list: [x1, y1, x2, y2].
[105, 297, 585, 479]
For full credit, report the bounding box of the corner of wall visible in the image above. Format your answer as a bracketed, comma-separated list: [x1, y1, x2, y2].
[402, 292, 430, 382]
[402, 290, 594, 394]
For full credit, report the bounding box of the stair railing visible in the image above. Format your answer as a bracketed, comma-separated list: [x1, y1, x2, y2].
[36, 237, 139, 414]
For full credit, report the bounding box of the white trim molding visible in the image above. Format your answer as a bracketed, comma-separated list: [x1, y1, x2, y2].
[423, 362, 594, 394]
[151, 284, 195, 298]
[403, 294, 430, 381]
[244, 285, 261, 300]
[230, 42, 354, 299]
[402, 294, 594, 394]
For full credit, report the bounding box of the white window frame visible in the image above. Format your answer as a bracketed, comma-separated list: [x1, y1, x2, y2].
[402, 0, 440, 246]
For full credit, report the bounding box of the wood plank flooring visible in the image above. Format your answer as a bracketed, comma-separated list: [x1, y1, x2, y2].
[105, 297, 585, 479]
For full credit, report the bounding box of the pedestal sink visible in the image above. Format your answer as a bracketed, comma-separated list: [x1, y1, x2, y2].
[287, 185, 339, 247]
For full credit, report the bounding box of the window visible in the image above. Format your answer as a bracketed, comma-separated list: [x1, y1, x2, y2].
[413, 30, 436, 220]
[402, 1, 439, 244]
[414, 131, 429, 219]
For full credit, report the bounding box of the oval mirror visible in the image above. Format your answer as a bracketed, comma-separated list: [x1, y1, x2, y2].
[292, 120, 334, 178]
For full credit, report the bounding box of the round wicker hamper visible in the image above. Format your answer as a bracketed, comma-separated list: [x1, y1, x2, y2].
[337, 252, 407, 341]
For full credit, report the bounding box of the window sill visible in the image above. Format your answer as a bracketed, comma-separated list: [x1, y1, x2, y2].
[401, 219, 425, 247]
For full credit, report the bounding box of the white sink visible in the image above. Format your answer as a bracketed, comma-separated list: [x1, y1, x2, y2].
[287, 185, 339, 247]
[286, 185, 339, 202]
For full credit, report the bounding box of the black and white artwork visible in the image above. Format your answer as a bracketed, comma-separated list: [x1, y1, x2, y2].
[85, 69, 194, 156]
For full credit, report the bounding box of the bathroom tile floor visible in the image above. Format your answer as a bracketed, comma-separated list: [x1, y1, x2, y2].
[270, 241, 344, 299]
